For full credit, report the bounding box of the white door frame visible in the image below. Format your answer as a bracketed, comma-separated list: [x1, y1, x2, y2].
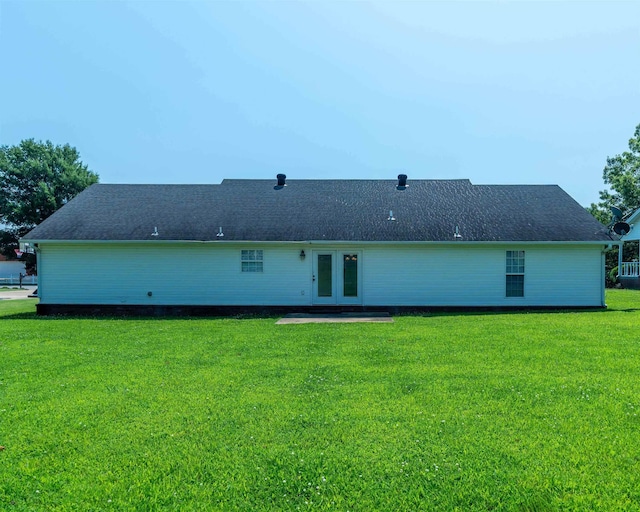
[312, 250, 362, 305]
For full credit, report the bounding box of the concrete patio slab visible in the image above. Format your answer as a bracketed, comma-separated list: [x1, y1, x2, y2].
[276, 312, 393, 324]
[0, 287, 37, 300]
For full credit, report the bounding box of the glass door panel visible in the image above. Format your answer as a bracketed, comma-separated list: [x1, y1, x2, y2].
[318, 254, 333, 297]
[343, 254, 358, 297]
[313, 252, 336, 304]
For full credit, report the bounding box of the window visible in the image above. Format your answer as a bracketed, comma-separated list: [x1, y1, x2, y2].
[506, 250, 525, 297]
[241, 250, 263, 272]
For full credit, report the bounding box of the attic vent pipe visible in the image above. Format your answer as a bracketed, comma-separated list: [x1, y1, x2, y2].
[274, 173, 287, 190]
[397, 174, 408, 190]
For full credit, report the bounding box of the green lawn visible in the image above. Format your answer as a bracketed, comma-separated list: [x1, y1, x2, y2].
[1, 292, 639, 511]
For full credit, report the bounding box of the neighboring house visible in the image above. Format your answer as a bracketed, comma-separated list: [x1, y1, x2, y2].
[22, 176, 613, 315]
[0, 254, 26, 283]
[617, 208, 640, 289]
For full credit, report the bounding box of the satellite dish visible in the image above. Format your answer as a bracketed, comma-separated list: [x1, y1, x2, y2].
[610, 206, 623, 221]
[613, 222, 630, 236]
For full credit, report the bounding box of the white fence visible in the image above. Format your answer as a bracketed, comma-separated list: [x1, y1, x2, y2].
[0, 275, 37, 286]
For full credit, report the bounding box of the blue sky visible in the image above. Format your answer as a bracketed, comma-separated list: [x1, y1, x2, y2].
[1, 1, 639, 207]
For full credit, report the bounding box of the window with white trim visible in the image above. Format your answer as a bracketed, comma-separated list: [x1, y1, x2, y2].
[506, 250, 525, 297]
[241, 250, 263, 273]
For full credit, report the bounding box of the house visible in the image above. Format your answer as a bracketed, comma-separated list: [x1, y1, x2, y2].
[22, 176, 614, 315]
[0, 254, 27, 285]
[617, 207, 640, 289]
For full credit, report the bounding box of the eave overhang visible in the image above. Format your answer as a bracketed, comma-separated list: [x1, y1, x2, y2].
[21, 238, 616, 247]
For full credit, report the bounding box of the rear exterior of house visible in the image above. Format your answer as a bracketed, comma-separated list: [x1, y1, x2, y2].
[34, 242, 606, 311]
[24, 178, 613, 314]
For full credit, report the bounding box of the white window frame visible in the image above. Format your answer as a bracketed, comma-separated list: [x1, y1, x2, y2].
[241, 249, 264, 273]
[506, 250, 525, 297]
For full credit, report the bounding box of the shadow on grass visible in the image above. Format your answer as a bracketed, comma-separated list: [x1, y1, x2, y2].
[0, 312, 39, 320]
[0, 311, 280, 321]
[398, 305, 640, 319]
[4, 308, 640, 322]
[391, 290, 640, 318]
[2, 291, 639, 321]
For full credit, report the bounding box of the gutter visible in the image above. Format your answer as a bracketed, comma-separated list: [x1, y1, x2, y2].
[21, 239, 615, 247]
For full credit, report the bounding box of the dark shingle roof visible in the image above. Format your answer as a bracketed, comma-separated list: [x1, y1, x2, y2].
[23, 179, 611, 243]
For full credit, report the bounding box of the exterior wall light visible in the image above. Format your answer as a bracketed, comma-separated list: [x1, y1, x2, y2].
[300, 250, 306, 260]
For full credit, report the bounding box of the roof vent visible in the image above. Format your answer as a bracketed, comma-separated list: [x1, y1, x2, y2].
[151, 227, 159, 237]
[397, 174, 408, 190]
[454, 225, 462, 239]
[216, 226, 224, 238]
[388, 210, 396, 221]
[274, 173, 287, 190]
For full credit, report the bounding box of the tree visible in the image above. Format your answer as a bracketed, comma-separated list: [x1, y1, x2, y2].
[0, 139, 99, 272]
[587, 124, 640, 287]
[588, 123, 640, 223]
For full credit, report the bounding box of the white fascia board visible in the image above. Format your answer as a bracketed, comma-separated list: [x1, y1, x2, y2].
[307, 240, 615, 246]
[20, 239, 308, 245]
[23, 239, 616, 247]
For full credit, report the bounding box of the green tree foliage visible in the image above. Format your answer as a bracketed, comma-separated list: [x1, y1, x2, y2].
[587, 124, 640, 287]
[0, 139, 99, 271]
[588, 123, 640, 223]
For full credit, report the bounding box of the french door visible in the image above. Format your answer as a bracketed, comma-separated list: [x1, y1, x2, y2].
[312, 251, 362, 305]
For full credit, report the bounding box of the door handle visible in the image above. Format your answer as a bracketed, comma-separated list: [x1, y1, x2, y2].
[312, 275, 316, 282]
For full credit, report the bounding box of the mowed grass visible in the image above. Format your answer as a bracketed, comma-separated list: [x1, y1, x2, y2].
[1, 293, 639, 511]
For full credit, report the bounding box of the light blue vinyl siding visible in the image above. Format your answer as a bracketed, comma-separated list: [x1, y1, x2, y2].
[38, 243, 311, 306]
[36, 242, 604, 307]
[362, 244, 603, 307]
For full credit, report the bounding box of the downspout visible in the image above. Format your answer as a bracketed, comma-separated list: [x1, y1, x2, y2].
[603, 247, 608, 307]
[35, 244, 42, 302]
